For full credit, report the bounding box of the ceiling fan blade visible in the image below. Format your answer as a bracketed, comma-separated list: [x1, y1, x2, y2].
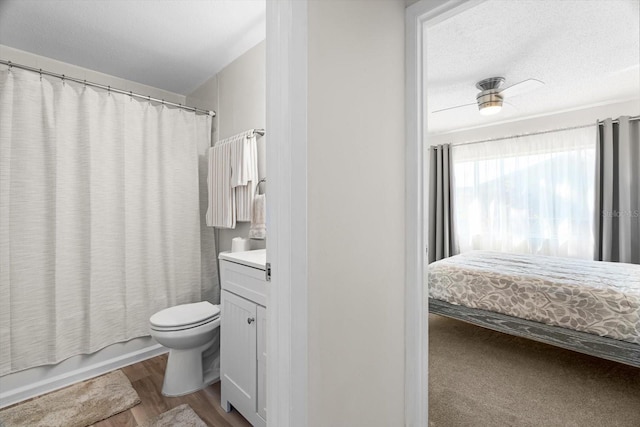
[500, 78, 544, 98]
[503, 100, 517, 110]
[431, 102, 477, 114]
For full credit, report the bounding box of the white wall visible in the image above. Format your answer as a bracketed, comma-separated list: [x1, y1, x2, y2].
[306, 1, 406, 425]
[0, 45, 186, 104]
[428, 99, 640, 146]
[187, 41, 266, 254]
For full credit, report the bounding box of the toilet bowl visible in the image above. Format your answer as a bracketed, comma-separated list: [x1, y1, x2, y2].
[149, 301, 221, 396]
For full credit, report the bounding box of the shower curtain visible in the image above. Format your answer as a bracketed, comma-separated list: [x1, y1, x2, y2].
[0, 67, 217, 375]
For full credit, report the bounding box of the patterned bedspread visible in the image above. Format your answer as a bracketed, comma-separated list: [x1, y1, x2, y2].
[428, 251, 640, 344]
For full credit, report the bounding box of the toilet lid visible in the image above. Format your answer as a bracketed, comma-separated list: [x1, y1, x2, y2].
[150, 301, 220, 329]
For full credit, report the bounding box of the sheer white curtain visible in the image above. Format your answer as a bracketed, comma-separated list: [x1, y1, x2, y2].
[451, 126, 596, 259]
[0, 68, 214, 375]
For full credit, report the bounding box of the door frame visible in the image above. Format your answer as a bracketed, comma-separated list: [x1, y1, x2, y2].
[265, 1, 308, 427]
[405, 1, 486, 425]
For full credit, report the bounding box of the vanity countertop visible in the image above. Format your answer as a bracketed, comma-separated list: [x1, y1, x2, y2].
[218, 249, 266, 271]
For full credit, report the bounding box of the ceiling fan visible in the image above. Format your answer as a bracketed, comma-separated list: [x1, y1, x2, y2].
[432, 77, 545, 116]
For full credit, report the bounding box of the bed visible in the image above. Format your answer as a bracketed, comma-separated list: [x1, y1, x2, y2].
[428, 251, 640, 367]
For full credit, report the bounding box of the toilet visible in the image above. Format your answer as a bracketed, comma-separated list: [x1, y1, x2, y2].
[149, 301, 221, 396]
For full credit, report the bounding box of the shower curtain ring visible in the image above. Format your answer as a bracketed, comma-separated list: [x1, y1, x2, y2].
[7, 61, 12, 70]
[39, 69, 42, 81]
[61, 74, 65, 85]
[129, 91, 133, 101]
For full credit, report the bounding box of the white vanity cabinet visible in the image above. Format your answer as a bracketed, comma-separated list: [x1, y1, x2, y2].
[219, 250, 267, 427]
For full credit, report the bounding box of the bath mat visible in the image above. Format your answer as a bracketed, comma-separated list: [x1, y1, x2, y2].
[0, 370, 140, 427]
[139, 404, 207, 427]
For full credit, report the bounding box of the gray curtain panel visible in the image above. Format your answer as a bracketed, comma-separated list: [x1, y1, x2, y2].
[428, 144, 456, 263]
[594, 116, 640, 264]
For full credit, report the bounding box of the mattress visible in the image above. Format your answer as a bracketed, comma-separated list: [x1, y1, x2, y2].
[428, 251, 640, 344]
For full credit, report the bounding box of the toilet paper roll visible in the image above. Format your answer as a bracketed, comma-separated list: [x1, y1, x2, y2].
[231, 237, 251, 252]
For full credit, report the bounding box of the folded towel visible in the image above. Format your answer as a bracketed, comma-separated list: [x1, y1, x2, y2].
[249, 194, 266, 239]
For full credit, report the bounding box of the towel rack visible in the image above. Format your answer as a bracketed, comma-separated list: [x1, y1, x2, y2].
[254, 178, 266, 197]
[213, 129, 265, 147]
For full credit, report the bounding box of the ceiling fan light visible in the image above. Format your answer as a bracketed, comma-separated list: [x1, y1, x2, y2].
[477, 91, 503, 116]
[479, 103, 502, 115]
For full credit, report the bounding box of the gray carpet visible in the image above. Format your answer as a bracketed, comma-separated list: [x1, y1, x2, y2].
[429, 314, 640, 427]
[0, 370, 140, 427]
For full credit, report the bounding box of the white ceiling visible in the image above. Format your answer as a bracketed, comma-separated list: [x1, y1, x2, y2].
[426, 0, 640, 135]
[0, 0, 266, 95]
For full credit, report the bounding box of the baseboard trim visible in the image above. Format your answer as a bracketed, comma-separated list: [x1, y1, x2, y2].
[0, 344, 168, 409]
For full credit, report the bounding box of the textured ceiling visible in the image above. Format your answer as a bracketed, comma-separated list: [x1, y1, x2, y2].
[426, 0, 640, 135]
[0, 0, 265, 95]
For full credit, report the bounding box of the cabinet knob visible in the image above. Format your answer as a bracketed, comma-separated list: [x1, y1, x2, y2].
[247, 317, 255, 324]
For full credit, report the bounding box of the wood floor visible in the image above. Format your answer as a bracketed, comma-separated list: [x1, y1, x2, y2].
[93, 354, 251, 427]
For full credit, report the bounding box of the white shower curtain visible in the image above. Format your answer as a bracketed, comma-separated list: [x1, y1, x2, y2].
[0, 68, 214, 375]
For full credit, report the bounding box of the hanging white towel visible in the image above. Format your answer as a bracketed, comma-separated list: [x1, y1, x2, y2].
[234, 134, 258, 221]
[229, 133, 246, 187]
[249, 193, 267, 239]
[207, 130, 260, 227]
[206, 142, 235, 228]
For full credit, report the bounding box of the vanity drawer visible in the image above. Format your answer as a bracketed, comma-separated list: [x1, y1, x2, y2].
[220, 260, 267, 305]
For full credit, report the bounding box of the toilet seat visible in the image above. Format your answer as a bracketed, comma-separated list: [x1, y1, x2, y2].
[150, 301, 220, 332]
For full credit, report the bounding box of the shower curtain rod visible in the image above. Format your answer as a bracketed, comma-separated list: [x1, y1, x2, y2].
[448, 115, 640, 147]
[0, 59, 216, 117]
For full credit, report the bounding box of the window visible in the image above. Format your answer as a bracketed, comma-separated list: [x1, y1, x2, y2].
[451, 126, 596, 259]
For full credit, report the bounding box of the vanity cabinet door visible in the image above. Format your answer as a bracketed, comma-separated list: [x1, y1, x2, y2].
[221, 290, 257, 419]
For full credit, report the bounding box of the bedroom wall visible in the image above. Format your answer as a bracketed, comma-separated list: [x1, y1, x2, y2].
[424, 99, 640, 260]
[427, 99, 640, 146]
[306, 1, 406, 425]
[187, 41, 267, 255]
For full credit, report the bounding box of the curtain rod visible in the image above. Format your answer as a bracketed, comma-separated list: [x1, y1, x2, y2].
[213, 128, 265, 146]
[448, 115, 640, 148]
[599, 115, 640, 124]
[0, 59, 216, 117]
